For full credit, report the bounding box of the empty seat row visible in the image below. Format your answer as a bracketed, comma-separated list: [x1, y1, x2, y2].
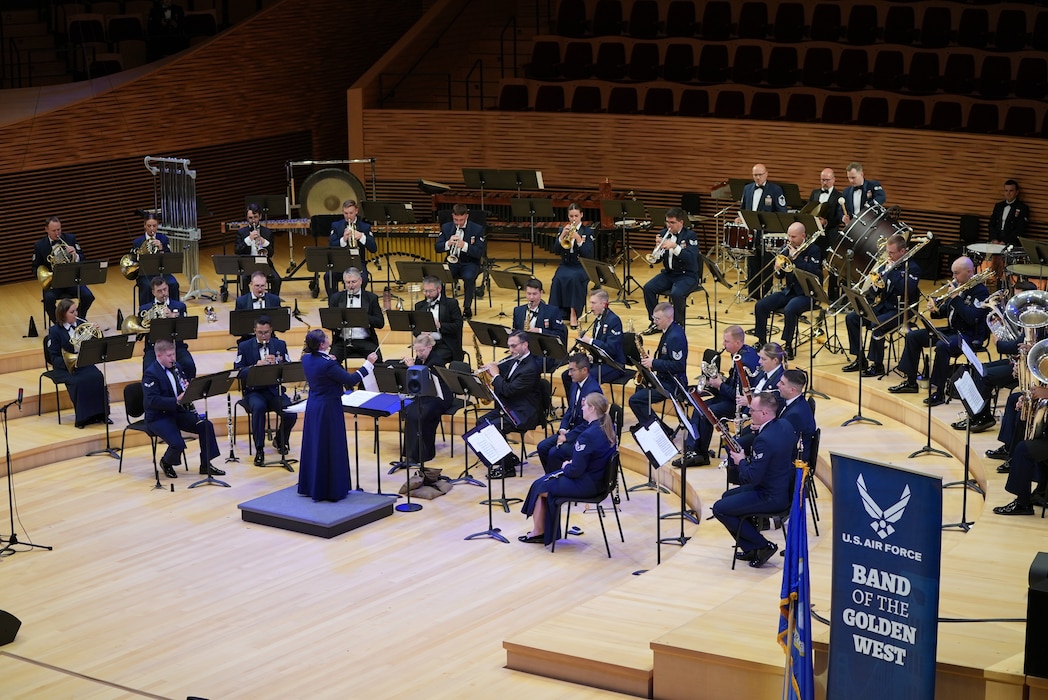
[66, 10, 217, 45]
[496, 79, 1048, 139]
[552, 0, 1048, 51]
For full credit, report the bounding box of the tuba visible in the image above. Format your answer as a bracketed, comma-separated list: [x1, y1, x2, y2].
[63, 319, 102, 372]
[37, 238, 74, 290]
[120, 236, 162, 280]
[1024, 338, 1048, 440]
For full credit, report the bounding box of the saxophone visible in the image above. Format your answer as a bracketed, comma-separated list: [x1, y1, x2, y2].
[471, 335, 493, 405]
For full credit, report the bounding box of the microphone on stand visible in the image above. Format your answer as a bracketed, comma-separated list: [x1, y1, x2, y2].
[17, 388, 23, 411]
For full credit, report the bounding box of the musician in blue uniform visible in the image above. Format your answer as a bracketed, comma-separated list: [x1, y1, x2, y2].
[549, 203, 595, 328]
[297, 329, 377, 501]
[235, 204, 282, 297]
[889, 257, 990, 406]
[676, 325, 758, 467]
[629, 302, 688, 432]
[642, 207, 701, 331]
[776, 369, 817, 465]
[512, 278, 567, 372]
[840, 161, 887, 225]
[537, 353, 602, 474]
[234, 316, 299, 466]
[753, 222, 822, 359]
[131, 214, 180, 306]
[139, 277, 196, 379]
[325, 199, 376, 296]
[989, 179, 1031, 247]
[712, 391, 796, 567]
[34, 216, 94, 323]
[563, 290, 627, 397]
[143, 338, 223, 479]
[47, 298, 108, 429]
[519, 393, 618, 546]
[435, 204, 486, 319]
[843, 233, 921, 376]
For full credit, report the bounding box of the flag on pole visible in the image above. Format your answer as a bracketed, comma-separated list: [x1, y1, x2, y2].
[778, 461, 814, 700]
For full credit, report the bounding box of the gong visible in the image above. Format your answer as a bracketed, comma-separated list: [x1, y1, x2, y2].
[298, 168, 367, 217]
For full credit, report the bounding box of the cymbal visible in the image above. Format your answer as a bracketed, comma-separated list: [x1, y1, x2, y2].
[688, 214, 708, 222]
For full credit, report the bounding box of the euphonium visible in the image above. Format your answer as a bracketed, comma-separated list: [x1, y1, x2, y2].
[644, 230, 674, 266]
[559, 222, 579, 250]
[37, 237, 73, 290]
[981, 289, 1020, 343]
[63, 318, 102, 372]
[120, 236, 161, 280]
[1023, 337, 1048, 440]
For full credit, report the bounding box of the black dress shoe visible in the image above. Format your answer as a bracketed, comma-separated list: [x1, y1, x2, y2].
[272, 439, 289, 455]
[254, 451, 265, 467]
[888, 381, 918, 394]
[735, 549, 755, 561]
[159, 460, 178, 479]
[672, 451, 710, 468]
[641, 323, 659, 336]
[969, 415, 997, 433]
[200, 464, 226, 476]
[986, 446, 1009, 459]
[951, 417, 968, 430]
[749, 542, 779, 568]
[997, 461, 1011, 474]
[784, 346, 795, 360]
[923, 393, 945, 407]
[993, 499, 1034, 516]
[517, 534, 544, 543]
[842, 359, 866, 372]
[861, 365, 884, 378]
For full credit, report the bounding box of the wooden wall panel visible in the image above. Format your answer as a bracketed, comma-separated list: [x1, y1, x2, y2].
[357, 110, 1048, 250]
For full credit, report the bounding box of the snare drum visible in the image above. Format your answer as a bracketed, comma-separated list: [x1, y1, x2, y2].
[969, 243, 1007, 289]
[723, 223, 755, 253]
[1007, 263, 1048, 292]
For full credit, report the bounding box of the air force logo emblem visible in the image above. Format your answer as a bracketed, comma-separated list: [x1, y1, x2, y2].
[857, 473, 910, 539]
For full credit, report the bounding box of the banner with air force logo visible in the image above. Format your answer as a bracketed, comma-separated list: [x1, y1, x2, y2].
[827, 453, 942, 700]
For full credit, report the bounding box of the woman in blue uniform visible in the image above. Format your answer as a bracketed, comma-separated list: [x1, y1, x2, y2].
[47, 298, 108, 428]
[297, 329, 377, 502]
[519, 392, 617, 545]
[548, 203, 595, 329]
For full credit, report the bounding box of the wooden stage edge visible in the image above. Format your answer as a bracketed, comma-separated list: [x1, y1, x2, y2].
[505, 371, 1043, 700]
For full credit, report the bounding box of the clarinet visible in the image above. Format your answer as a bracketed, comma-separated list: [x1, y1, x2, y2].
[226, 393, 239, 462]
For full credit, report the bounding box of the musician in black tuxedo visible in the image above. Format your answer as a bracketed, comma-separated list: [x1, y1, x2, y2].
[549, 203, 595, 327]
[235, 271, 282, 311]
[841, 161, 887, 224]
[143, 339, 224, 479]
[34, 216, 94, 323]
[414, 275, 463, 365]
[753, 221, 823, 358]
[989, 179, 1031, 247]
[478, 330, 543, 447]
[435, 204, 486, 319]
[329, 267, 384, 362]
[325, 199, 376, 296]
[132, 214, 180, 306]
[398, 334, 453, 465]
[676, 325, 758, 468]
[234, 316, 299, 465]
[642, 207, 701, 330]
[843, 233, 921, 376]
[139, 277, 196, 379]
[808, 167, 844, 234]
[737, 164, 787, 299]
[629, 302, 688, 432]
[48, 298, 107, 429]
[712, 392, 796, 567]
[563, 289, 627, 396]
[236, 204, 282, 296]
[512, 278, 567, 371]
[537, 354, 602, 474]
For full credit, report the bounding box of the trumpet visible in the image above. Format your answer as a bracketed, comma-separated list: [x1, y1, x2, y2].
[559, 222, 579, 250]
[446, 228, 465, 264]
[644, 230, 675, 266]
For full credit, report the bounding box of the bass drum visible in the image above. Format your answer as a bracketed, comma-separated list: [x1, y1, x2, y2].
[299, 168, 367, 217]
[823, 203, 909, 283]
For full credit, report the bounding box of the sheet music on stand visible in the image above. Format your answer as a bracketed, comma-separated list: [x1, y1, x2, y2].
[959, 338, 985, 378]
[953, 371, 985, 417]
[464, 422, 514, 466]
[630, 416, 679, 468]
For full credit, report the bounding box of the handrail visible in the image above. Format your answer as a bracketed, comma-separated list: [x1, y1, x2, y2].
[498, 15, 517, 79]
[378, 71, 453, 109]
[464, 57, 483, 110]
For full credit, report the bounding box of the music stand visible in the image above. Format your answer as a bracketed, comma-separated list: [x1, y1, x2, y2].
[792, 268, 832, 399]
[660, 377, 702, 543]
[319, 308, 371, 366]
[343, 384, 409, 496]
[627, 364, 675, 495]
[579, 257, 629, 308]
[304, 246, 359, 297]
[148, 316, 199, 345]
[138, 251, 184, 286]
[243, 362, 304, 471]
[942, 363, 983, 533]
[229, 308, 291, 341]
[462, 420, 519, 543]
[183, 370, 238, 488]
[489, 270, 535, 316]
[840, 287, 883, 427]
[462, 168, 509, 213]
[432, 366, 493, 487]
[629, 415, 683, 564]
[372, 364, 410, 477]
[361, 201, 415, 225]
[212, 255, 273, 298]
[525, 333, 567, 375]
[908, 311, 952, 460]
[509, 197, 554, 273]
[395, 260, 453, 288]
[602, 198, 647, 296]
[468, 320, 513, 352]
[51, 260, 109, 298]
[386, 309, 438, 336]
[77, 334, 137, 460]
[698, 252, 733, 340]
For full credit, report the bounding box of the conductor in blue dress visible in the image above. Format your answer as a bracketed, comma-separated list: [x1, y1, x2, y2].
[297, 329, 378, 502]
[712, 391, 796, 568]
[325, 199, 376, 296]
[520, 393, 618, 546]
[142, 338, 224, 479]
[132, 214, 180, 306]
[548, 203, 595, 328]
[234, 316, 299, 466]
